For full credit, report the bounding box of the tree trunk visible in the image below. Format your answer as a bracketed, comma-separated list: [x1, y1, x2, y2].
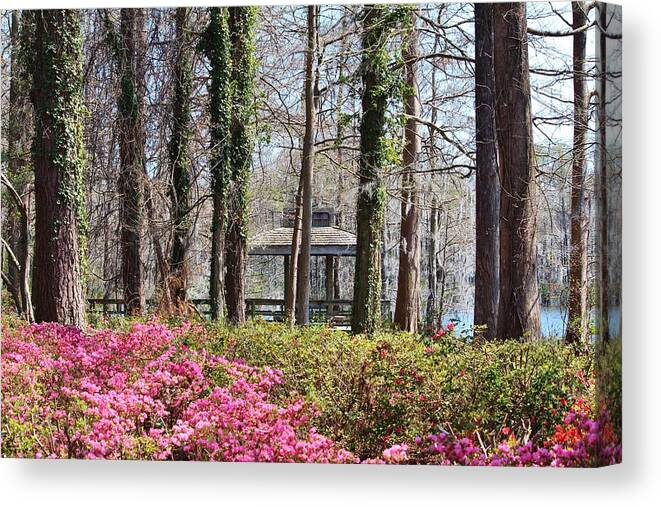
[168, 7, 194, 307]
[28, 10, 86, 327]
[325, 255, 335, 316]
[4, 11, 33, 321]
[224, 7, 257, 325]
[143, 165, 171, 309]
[493, 3, 541, 340]
[565, 1, 590, 345]
[295, 6, 318, 326]
[394, 11, 421, 334]
[203, 8, 232, 322]
[352, 6, 393, 335]
[597, 3, 611, 343]
[285, 175, 304, 325]
[473, 3, 500, 340]
[118, 8, 146, 316]
[426, 199, 439, 331]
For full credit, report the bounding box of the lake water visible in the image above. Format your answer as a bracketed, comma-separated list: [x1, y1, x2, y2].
[442, 307, 570, 338]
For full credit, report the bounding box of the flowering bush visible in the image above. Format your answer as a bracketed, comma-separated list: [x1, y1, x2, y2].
[1, 322, 354, 462]
[1, 319, 618, 466]
[380, 397, 621, 467]
[207, 321, 591, 457]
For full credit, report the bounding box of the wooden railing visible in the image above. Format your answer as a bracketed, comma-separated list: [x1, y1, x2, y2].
[87, 297, 392, 326]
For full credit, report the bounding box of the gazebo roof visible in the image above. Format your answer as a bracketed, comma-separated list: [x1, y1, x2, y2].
[249, 226, 356, 256]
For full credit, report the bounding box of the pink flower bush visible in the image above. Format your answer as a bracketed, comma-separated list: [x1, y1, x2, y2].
[1, 322, 355, 463]
[403, 399, 621, 467]
[1, 321, 620, 466]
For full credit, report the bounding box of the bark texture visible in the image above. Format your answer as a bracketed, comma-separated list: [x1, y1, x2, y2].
[4, 11, 33, 321]
[28, 10, 86, 326]
[168, 7, 194, 307]
[352, 6, 393, 335]
[426, 200, 439, 331]
[493, 3, 541, 340]
[473, 3, 500, 340]
[202, 7, 232, 321]
[394, 12, 421, 334]
[118, 9, 147, 316]
[565, 1, 590, 345]
[224, 6, 257, 325]
[285, 174, 304, 325]
[295, 6, 318, 325]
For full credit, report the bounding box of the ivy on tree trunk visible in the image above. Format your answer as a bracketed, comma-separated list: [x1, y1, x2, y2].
[224, 6, 257, 325]
[26, 10, 87, 327]
[168, 7, 194, 308]
[352, 5, 403, 335]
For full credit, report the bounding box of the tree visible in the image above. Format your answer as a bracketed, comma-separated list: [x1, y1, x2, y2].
[473, 3, 499, 340]
[565, 1, 590, 345]
[493, 3, 541, 340]
[352, 5, 398, 335]
[394, 9, 421, 334]
[105, 8, 147, 316]
[168, 7, 194, 307]
[224, 6, 258, 325]
[3, 10, 33, 322]
[285, 176, 303, 325]
[202, 7, 232, 321]
[295, 5, 318, 326]
[26, 10, 86, 326]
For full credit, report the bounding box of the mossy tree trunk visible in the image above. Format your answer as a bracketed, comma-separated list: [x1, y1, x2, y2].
[224, 6, 257, 325]
[352, 5, 395, 335]
[493, 3, 541, 340]
[117, 9, 147, 316]
[26, 10, 86, 326]
[202, 8, 232, 321]
[394, 10, 421, 334]
[565, 1, 590, 345]
[473, 3, 500, 340]
[168, 7, 194, 307]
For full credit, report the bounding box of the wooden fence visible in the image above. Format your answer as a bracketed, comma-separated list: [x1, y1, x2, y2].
[87, 297, 391, 327]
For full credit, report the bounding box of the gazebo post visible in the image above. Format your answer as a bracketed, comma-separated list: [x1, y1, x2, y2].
[325, 254, 335, 318]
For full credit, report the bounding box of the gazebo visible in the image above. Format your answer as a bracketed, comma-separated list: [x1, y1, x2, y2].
[248, 208, 357, 322]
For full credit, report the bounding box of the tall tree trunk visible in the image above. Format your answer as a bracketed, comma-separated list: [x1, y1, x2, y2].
[203, 8, 232, 321]
[295, 6, 318, 325]
[473, 3, 499, 340]
[4, 11, 33, 321]
[27, 10, 86, 326]
[426, 199, 439, 331]
[565, 1, 590, 345]
[224, 6, 257, 325]
[394, 10, 421, 333]
[352, 6, 394, 335]
[285, 175, 304, 325]
[597, 3, 611, 343]
[493, 2, 541, 340]
[332, 16, 350, 305]
[168, 7, 194, 307]
[118, 8, 146, 316]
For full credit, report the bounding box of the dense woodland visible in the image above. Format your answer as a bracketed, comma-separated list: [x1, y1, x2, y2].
[1, 3, 621, 341]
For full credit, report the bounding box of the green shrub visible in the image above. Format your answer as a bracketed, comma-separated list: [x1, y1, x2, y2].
[199, 321, 592, 459]
[596, 338, 622, 440]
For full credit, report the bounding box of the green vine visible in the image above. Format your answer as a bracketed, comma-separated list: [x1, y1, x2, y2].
[25, 11, 88, 270]
[353, 4, 407, 334]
